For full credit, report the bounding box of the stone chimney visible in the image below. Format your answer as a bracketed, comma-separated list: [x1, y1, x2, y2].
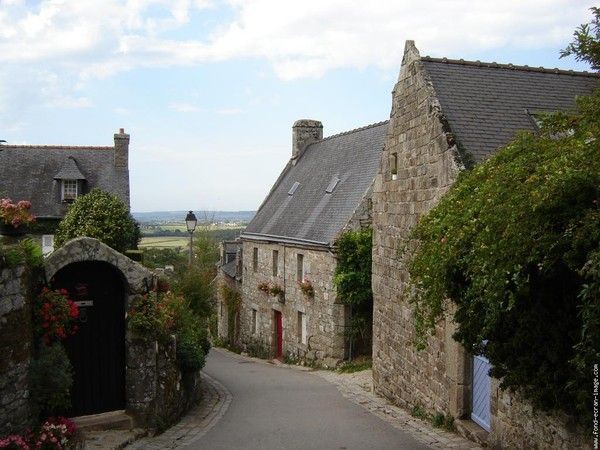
[292, 119, 323, 163]
[114, 128, 130, 169]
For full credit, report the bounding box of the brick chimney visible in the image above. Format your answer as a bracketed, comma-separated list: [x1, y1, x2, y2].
[114, 128, 130, 169]
[292, 119, 322, 163]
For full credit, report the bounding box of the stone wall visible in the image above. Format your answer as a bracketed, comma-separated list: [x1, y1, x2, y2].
[239, 240, 345, 366]
[371, 40, 463, 416]
[215, 270, 240, 345]
[371, 41, 588, 448]
[126, 333, 201, 428]
[490, 379, 589, 449]
[0, 265, 34, 435]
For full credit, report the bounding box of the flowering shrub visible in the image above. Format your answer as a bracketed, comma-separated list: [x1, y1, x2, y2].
[34, 417, 77, 449]
[0, 417, 77, 450]
[0, 198, 35, 228]
[0, 434, 31, 449]
[34, 289, 79, 345]
[257, 282, 285, 301]
[298, 279, 315, 299]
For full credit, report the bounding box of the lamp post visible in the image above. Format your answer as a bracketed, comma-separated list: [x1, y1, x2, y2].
[185, 210, 197, 266]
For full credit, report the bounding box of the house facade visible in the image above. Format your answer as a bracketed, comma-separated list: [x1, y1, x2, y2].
[0, 129, 131, 250]
[371, 41, 598, 448]
[238, 119, 387, 366]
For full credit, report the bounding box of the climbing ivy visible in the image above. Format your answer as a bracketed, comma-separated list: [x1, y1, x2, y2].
[405, 86, 600, 426]
[333, 228, 373, 356]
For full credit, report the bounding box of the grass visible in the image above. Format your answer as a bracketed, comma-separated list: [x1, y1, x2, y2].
[139, 237, 189, 249]
[337, 356, 372, 373]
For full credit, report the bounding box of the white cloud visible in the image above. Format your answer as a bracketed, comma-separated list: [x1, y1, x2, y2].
[0, 0, 593, 112]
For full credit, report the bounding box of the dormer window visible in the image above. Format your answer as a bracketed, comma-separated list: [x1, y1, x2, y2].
[62, 179, 78, 202]
[53, 156, 86, 204]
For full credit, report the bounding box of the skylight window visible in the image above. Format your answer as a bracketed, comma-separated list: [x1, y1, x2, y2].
[325, 177, 340, 194]
[288, 181, 300, 195]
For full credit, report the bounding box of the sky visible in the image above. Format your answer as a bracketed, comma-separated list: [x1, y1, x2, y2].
[0, 0, 595, 212]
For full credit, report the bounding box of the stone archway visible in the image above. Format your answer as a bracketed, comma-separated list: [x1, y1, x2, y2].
[44, 237, 154, 416]
[45, 237, 153, 295]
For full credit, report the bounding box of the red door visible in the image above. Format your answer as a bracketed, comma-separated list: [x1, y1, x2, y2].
[274, 310, 283, 359]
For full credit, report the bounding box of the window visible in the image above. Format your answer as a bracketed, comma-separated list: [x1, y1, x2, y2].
[288, 181, 300, 195]
[42, 234, 54, 256]
[391, 152, 398, 180]
[62, 179, 78, 202]
[297, 311, 307, 344]
[252, 309, 258, 334]
[296, 253, 304, 282]
[272, 250, 279, 276]
[253, 247, 258, 272]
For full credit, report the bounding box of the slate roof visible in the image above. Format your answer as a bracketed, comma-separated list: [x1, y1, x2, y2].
[421, 57, 600, 162]
[0, 144, 129, 219]
[242, 121, 388, 246]
[53, 156, 86, 180]
[221, 259, 237, 279]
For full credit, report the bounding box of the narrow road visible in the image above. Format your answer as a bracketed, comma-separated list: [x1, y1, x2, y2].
[184, 349, 430, 450]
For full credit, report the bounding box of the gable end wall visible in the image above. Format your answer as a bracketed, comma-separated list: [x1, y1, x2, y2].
[371, 46, 465, 415]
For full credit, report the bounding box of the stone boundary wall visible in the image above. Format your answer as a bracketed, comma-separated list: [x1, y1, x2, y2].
[0, 264, 34, 435]
[239, 240, 344, 366]
[126, 333, 201, 428]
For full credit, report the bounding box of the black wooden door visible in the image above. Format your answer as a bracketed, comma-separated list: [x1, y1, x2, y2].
[52, 261, 126, 416]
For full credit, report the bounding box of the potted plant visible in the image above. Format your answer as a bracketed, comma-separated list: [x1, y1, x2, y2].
[298, 279, 315, 299]
[0, 198, 35, 236]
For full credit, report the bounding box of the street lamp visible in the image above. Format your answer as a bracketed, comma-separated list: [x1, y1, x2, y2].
[185, 210, 197, 266]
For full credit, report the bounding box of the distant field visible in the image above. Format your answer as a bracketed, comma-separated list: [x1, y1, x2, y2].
[139, 237, 188, 249]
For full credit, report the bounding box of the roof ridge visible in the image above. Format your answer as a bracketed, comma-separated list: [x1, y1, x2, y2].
[320, 120, 389, 142]
[0, 145, 114, 150]
[421, 56, 600, 78]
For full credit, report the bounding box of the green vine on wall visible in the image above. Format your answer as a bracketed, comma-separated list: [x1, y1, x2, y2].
[405, 82, 600, 427]
[221, 284, 241, 344]
[333, 228, 373, 357]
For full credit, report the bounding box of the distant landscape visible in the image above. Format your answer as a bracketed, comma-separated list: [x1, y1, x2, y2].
[132, 210, 255, 224]
[133, 210, 255, 249]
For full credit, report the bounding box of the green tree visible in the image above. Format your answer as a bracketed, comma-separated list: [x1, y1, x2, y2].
[406, 11, 600, 426]
[333, 228, 373, 357]
[55, 189, 140, 253]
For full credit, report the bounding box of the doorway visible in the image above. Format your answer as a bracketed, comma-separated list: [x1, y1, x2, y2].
[51, 261, 126, 416]
[274, 310, 283, 359]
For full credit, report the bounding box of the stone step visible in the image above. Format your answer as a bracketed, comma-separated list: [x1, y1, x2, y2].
[71, 410, 134, 432]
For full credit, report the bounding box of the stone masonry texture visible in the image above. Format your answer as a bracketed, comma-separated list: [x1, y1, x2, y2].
[371, 41, 588, 448]
[239, 240, 345, 366]
[0, 265, 34, 436]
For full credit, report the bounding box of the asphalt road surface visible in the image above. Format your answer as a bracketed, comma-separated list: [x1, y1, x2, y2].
[185, 350, 431, 450]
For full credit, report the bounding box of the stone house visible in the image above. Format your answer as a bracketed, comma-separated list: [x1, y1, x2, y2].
[0, 129, 131, 252]
[371, 41, 598, 448]
[238, 119, 387, 365]
[215, 240, 242, 344]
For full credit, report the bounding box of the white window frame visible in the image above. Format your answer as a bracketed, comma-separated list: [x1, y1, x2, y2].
[62, 179, 78, 202]
[296, 253, 304, 282]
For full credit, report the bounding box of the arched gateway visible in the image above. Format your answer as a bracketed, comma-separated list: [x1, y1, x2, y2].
[45, 237, 154, 416]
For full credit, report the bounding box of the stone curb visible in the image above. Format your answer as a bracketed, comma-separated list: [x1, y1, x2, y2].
[126, 370, 232, 449]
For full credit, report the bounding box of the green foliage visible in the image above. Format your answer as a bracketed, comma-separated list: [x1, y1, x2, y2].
[29, 343, 73, 415]
[561, 7, 600, 70]
[128, 291, 210, 372]
[0, 238, 43, 269]
[143, 247, 187, 272]
[406, 87, 600, 425]
[54, 189, 139, 253]
[175, 268, 214, 317]
[431, 412, 455, 431]
[220, 283, 241, 344]
[336, 357, 372, 373]
[333, 228, 373, 356]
